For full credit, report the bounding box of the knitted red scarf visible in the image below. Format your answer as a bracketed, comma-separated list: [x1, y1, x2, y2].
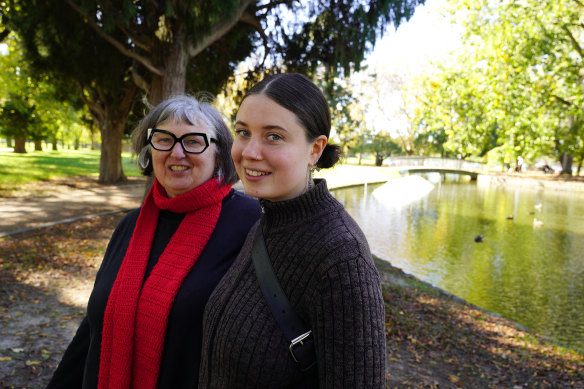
[98, 177, 231, 389]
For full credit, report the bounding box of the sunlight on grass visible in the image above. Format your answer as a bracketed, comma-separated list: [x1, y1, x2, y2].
[0, 149, 141, 186]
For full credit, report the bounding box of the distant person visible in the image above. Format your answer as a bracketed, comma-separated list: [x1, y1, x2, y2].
[47, 95, 261, 388]
[516, 156, 524, 172]
[199, 73, 386, 388]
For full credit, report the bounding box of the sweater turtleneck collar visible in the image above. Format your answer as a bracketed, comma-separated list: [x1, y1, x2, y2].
[259, 179, 340, 231]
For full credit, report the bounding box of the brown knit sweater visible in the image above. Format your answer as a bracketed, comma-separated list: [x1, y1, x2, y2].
[199, 180, 386, 388]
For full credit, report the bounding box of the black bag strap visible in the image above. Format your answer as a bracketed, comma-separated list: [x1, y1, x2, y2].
[251, 224, 317, 372]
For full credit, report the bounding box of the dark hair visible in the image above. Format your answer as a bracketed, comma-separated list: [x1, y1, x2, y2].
[131, 95, 238, 185]
[243, 73, 341, 169]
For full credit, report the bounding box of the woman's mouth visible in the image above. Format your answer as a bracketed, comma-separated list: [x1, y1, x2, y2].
[245, 168, 270, 177]
[170, 165, 189, 172]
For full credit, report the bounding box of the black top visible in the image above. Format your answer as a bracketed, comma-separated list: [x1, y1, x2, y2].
[47, 189, 261, 389]
[199, 180, 386, 388]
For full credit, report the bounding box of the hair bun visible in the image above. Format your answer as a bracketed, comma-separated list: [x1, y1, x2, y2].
[316, 144, 341, 169]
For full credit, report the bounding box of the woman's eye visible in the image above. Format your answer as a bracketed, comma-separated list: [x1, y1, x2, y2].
[184, 139, 202, 146]
[267, 133, 282, 141]
[235, 129, 249, 137]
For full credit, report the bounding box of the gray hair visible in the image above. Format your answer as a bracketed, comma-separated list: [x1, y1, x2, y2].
[132, 95, 238, 185]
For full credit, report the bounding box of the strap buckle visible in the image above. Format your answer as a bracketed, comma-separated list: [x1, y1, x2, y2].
[289, 331, 312, 363]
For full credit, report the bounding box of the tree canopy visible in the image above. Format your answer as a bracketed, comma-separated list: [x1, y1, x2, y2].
[413, 0, 584, 173]
[2, 0, 426, 183]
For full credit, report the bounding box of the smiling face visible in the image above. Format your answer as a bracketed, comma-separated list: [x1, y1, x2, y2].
[232, 94, 326, 202]
[151, 121, 217, 198]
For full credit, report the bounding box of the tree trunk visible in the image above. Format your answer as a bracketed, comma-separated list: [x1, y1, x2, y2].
[52, 137, 58, 151]
[7, 138, 13, 148]
[14, 138, 26, 153]
[34, 140, 43, 151]
[74, 138, 80, 150]
[560, 152, 573, 175]
[99, 117, 127, 185]
[83, 81, 137, 184]
[161, 39, 188, 101]
[358, 153, 362, 165]
[375, 153, 384, 166]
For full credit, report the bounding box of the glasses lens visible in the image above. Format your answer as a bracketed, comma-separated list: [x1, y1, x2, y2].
[150, 131, 175, 151]
[182, 134, 208, 153]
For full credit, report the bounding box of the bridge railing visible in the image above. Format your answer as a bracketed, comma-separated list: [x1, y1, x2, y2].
[386, 157, 486, 172]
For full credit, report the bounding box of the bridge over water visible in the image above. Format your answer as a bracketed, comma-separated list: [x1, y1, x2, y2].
[386, 157, 486, 180]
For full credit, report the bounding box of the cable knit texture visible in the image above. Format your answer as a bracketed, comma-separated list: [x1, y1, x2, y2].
[199, 180, 386, 388]
[98, 178, 230, 389]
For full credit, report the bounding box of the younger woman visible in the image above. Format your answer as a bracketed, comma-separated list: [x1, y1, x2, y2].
[199, 74, 386, 388]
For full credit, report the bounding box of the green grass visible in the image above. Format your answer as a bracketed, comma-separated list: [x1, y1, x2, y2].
[0, 148, 141, 186]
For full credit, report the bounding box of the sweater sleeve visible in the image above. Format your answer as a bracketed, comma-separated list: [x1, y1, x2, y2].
[310, 253, 386, 389]
[46, 316, 90, 388]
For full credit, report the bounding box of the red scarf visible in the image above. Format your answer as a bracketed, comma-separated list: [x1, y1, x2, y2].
[98, 178, 231, 389]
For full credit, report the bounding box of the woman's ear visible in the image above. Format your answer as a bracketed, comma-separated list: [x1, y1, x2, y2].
[309, 135, 328, 165]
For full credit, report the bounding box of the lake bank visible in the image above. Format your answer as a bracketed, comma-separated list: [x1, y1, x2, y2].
[478, 172, 584, 192]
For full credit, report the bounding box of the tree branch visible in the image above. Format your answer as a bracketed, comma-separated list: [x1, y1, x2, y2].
[0, 28, 10, 43]
[118, 81, 138, 116]
[255, 0, 290, 12]
[77, 81, 105, 124]
[562, 24, 584, 60]
[552, 94, 573, 107]
[116, 21, 152, 53]
[240, 10, 269, 65]
[64, 0, 163, 76]
[131, 65, 151, 95]
[188, 0, 256, 58]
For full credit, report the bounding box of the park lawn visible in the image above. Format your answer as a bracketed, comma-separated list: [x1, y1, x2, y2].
[0, 149, 141, 187]
[0, 147, 400, 189]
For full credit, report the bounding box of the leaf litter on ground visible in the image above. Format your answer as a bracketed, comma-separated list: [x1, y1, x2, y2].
[0, 205, 583, 388]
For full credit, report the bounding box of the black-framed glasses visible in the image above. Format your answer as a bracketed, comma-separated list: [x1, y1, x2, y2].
[147, 128, 217, 154]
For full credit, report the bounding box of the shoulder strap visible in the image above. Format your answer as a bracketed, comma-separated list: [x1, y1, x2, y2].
[251, 225, 317, 372]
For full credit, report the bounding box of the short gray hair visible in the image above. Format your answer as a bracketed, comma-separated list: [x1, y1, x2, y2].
[132, 95, 238, 185]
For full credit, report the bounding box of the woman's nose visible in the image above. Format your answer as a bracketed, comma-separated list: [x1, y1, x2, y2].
[241, 138, 262, 160]
[169, 141, 187, 157]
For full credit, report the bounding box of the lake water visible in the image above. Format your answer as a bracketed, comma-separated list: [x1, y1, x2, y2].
[331, 175, 584, 351]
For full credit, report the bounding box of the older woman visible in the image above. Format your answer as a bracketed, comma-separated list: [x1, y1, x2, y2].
[199, 74, 386, 388]
[47, 95, 261, 389]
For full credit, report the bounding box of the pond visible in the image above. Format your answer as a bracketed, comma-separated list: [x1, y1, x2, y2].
[331, 175, 584, 351]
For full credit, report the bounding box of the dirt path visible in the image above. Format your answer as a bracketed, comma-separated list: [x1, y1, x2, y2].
[0, 177, 146, 236]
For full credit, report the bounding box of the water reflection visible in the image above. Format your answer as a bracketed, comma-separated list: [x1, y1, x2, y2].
[332, 175, 584, 351]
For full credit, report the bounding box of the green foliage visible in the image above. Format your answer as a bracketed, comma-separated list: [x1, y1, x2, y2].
[0, 35, 88, 151]
[281, 0, 425, 77]
[3, 0, 428, 182]
[414, 0, 584, 169]
[350, 130, 402, 166]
